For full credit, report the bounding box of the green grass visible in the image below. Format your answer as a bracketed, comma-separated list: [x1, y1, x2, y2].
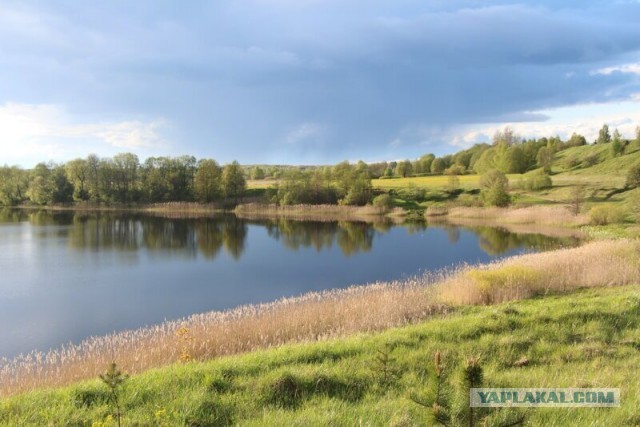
[3, 285, 640, 426]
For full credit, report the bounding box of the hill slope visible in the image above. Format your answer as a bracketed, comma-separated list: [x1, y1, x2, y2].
[2, 285, 639, 426]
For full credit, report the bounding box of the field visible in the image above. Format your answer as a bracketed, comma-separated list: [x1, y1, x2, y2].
[2, 285, 639, 426]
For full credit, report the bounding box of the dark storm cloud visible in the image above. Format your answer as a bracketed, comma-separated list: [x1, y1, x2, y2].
[1, 0, 640, 164]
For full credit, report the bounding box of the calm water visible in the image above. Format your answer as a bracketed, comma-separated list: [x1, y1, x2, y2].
[0, 209, 577, 357]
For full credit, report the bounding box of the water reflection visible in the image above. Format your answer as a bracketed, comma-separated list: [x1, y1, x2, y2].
[0, 208, 578, 260]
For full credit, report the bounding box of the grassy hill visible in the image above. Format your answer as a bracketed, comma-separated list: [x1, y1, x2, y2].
[2, 285, 639, 426]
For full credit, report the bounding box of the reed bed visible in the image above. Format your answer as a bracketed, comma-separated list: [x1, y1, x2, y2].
[1, 239, 638, 398]
[437, 238, 640, 305]
[0, 277, 446, 398]
[436, 205, 590, 227]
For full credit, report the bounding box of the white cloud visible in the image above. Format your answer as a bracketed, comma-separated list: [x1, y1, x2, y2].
[284, 122, 324, 145]
[449, 99, 640, 149]
[0, 102, 168, 166]
[592, 62, 640, 75]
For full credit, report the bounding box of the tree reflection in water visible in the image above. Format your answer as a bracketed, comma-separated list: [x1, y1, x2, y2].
[0, 208, 578, 261]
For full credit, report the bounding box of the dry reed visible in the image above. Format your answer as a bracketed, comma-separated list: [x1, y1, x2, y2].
[434, 205, 590, 227]
[1, 239, 638, 398]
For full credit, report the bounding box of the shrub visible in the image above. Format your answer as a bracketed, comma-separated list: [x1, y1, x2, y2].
[589, 205, 628, 225]
[519, 171, 552, 191]
[372, 194, 393, 212]
[479, 169, 510, 207]
[626, 165, 640, 189]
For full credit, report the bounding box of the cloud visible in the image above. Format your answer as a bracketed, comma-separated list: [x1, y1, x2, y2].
[448, 99, 640, 150]
[284, 122, 325, 145]
[0, 102, 168, 166]
[593, 62, 640, 75]
[2, 1, 640, 164]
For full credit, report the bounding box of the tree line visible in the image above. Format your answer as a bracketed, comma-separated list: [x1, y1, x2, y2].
[0, 154, 247, 206]
[2, 123, 638, 207]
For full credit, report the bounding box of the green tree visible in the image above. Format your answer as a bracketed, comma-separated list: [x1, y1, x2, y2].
[194, 159, 222, 202]
[430, 158, 446, 174]
[479, 169, 510, 207]
[222, 160, 247, 205]
[472, 148, 497, 174]
[86, 154, 101, 201]
[536, 146, 553, 173]
[111, 153, 140, 203]
[492, 126, 519, 146]
[567, 132, 587, 147]
[27, 163, 73, 205]
[251, 166, 265, 180]
[415, 154, 435, 174]
[99, 362, 129, 427]
[597, 124, 611, 144]
[396, 160, 413, 177]
[611, 129, 623, 157]
[65, 158, 90, 201]
[0, 166, 28, 205]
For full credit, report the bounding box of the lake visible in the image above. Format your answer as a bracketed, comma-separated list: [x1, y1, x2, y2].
[0, 209, 578, 358]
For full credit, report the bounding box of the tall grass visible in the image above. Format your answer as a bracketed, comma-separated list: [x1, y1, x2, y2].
[1, 239, 638, 398]
[439, 205, 590, 227]
[438, 239, 640, 305]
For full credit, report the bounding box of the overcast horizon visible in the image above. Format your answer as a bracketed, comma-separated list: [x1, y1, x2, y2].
[2, 0, 640, 168]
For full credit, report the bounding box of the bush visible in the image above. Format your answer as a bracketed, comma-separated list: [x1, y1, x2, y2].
[626, 165, 640, 189]
[589, 205, 628, 225]
[479, 169, 510, 207]
[372, 194, 393, 212]
[521, 171, 552, 191]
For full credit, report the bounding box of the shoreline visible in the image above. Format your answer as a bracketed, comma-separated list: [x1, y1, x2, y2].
[2, 238, 638, 398]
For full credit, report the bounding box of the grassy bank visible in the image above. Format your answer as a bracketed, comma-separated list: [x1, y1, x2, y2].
[2, 285, 640, 426]
[2, 239, 639, 400]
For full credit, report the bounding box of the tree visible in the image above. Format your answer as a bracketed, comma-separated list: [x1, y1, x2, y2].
[27, 163, 73, 205]
[65, 158, 90, 201]
[567, 132, 587, 147]
[536, 147, 553, 173]
[611, 129, 623, 157]
[0, 166, 28, 205]
[222, 161, 246, 205]
[86, 154, 101, 201]
[111, 153, 140, 203]
[99, 362, 128, 427]
[430, 158, 446, 174]
[492, 126, 519, 146]
[396, 160, 413, 177]
[479, 169, 510, 207]
[472, 148, 496, 174]
[415, 154, 435, 174]
[251, 166, 265, 180]
[194, 159, 222, 202]
[597, 124, 611, 144]
[568, 184, 586, 215]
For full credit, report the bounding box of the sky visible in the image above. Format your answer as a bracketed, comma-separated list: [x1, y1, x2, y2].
[2, 0, 640, 167]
